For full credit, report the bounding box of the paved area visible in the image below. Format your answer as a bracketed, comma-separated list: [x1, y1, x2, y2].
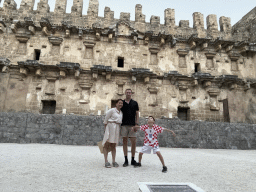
[0, 143, 256, 192]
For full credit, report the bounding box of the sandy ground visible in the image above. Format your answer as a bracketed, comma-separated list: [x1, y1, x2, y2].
[0, 143, 256, 192]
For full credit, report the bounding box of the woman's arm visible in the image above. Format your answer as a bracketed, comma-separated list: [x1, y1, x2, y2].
[103, 108, 113, 125]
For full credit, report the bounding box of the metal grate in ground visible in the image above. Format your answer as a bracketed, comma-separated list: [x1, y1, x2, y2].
[138, 182, 205, 192]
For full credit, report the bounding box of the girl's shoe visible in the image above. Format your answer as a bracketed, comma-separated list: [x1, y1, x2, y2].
[162, 166, 167, 173]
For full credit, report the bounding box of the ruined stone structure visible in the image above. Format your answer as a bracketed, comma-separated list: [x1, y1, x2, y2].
[0, 1, 256, 123]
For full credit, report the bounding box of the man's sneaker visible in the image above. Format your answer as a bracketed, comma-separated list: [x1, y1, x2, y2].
[134, 162, 141, 167]
[131, 160, 139, 166]
[123, 161, 129, 167]
[105, 162, 111, 168]
[162, 166, 167, 173]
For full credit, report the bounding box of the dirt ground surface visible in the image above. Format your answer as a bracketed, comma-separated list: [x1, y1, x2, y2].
[0, 143, 256, 192]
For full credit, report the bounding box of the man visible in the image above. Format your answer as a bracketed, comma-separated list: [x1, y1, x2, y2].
[121, 89, 139, 167]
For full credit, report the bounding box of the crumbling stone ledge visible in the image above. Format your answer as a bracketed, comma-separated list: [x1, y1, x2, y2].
[0, 112, 255, 149]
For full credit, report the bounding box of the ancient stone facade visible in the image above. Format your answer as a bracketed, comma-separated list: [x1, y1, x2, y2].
[0, 1, 256, 123]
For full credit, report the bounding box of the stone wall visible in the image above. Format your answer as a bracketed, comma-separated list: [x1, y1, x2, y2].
[0, 1, 256, 124]
[0, 112, 255, 149]
[232, 6, 256, 42]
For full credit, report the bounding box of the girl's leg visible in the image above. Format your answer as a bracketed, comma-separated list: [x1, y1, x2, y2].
[139, 152, 143, 163]
[156, 151, 165, 166]
[103, 142, 110, 163]
[111, 143, 116, 163]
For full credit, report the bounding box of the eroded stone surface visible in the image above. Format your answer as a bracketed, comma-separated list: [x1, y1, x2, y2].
[0, 1, 256, 123]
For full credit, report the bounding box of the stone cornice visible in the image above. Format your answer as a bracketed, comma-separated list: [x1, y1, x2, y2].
[48, 37, 63, 45]
[205, 52, 217, 59]
[177, 49, 189, 56]
[83, 41, 96, 48]
[2, 60, 252, 91]
[228, 53, 241, 61]
[15, 33, 30, 43]
[0, 58, 11, 66]
[149, 47, 160, 54]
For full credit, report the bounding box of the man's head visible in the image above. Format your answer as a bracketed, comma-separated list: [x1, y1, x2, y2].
[147, 116, 155, 124]
[125, 89, 132, 99]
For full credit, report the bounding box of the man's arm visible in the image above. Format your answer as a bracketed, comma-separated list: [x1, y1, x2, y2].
[132, 125, 140, 132]
[135, 110, 139, 125]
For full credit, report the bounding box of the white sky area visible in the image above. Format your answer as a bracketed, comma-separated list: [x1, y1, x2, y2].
[0, 0, 255, 28]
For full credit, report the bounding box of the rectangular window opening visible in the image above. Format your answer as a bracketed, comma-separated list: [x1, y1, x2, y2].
[177, 107, 190, 121]
[42, 100, 56, 114]
[35, 49, 41, 60]
[195, 63, 200, 73]
[118, 57, 124, 68]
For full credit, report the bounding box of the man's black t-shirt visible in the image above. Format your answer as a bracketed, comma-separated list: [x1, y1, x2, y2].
[121, 99, 139, 126]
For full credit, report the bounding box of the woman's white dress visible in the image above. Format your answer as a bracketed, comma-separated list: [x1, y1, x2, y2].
[102, 108, 123, 146]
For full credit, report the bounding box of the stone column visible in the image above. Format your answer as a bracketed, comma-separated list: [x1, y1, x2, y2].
[206, 14, 218, 39]
[120, 12, 130, 22]
[71, 0, 83, 17]
[135, 4, 146, 32]
[150, 15, 160, 33]
[87, 0, 99, 27]
[54, 0, 67, 14]
[193, 12, 206, 38]
[19, 0, 35, 13]
[220, 16, 231, 33]
[219, 16, 232, 39]
[3, 0, 17, 12]
[104, 7, 114, 27]
[165, 8, 175, 34]
[37, 0, 50, 13]
[165, 8, 175, 27]
[135, 4, 145, 22]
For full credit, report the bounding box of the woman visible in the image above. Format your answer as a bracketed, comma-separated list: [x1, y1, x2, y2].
[102, 99, 123, 168]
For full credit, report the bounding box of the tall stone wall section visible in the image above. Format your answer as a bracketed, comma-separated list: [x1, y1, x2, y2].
[0, 112, 255, 149]
[0, 1, 256, 124]
[232, 6, 256, 42]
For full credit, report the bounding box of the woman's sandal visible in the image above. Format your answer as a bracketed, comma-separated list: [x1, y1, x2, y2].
[105, 162, 111, 168]
[112, 162, 119, 167]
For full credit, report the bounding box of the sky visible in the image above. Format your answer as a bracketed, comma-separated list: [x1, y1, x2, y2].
[0, 0, 255, 28]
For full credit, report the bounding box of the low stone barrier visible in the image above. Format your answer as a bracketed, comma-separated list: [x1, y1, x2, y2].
[0, 112, 255, 149]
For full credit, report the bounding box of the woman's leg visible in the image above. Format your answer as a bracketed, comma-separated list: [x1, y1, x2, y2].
[103, 142, 110, 163]
[156, 151, 165, 166]
[111, 143, 116, 163]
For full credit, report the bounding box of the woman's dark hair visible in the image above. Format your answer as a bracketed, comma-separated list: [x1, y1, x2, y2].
[148, 116, 155, 121]
[116, 99, 123, 104]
